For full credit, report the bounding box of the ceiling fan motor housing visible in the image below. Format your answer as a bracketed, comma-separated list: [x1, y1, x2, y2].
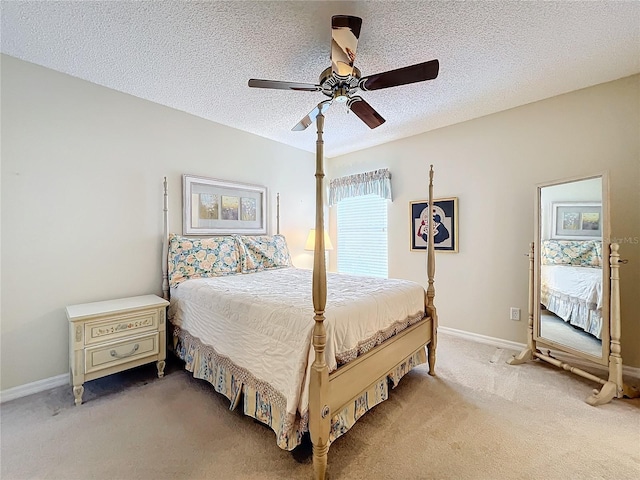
[319, 66, 361, 99]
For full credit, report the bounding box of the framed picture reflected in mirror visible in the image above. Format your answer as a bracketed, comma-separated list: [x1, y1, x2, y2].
[551, 202, 601, 239]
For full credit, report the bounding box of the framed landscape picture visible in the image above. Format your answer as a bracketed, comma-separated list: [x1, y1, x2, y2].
[183, 175, 267, 235]
[410, 197, 458, 252]
[551, 202, 601, 239]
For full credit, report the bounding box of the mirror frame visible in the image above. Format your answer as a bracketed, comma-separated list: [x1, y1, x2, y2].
[533, 172, 610, 366]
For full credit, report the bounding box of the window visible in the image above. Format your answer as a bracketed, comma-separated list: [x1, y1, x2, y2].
[336, 194, 388, 278]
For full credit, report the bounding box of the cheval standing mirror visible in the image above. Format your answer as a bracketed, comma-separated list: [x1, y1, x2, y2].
[509, 172, 632, 406]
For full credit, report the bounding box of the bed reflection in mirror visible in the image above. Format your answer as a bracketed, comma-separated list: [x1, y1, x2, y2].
[537, 176, 607, 360]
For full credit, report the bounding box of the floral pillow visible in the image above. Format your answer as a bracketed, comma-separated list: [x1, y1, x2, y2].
[541, 239, 602, 268]
[168, 234, 240, 287]
[237, 235, 292, 273]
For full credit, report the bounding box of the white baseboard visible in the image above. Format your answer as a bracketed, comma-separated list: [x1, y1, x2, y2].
[2, 328, 638, 403]
[439, 326, 527, 351]
[1, 373, 68, 404]
[439, 326, 640, 379]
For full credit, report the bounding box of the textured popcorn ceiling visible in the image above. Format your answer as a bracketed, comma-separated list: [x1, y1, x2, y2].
[2, 1, 639, 158]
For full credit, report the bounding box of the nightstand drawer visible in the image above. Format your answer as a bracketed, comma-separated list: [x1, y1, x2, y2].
[85, 333, 159, 374]
[84, 310, 159, 345]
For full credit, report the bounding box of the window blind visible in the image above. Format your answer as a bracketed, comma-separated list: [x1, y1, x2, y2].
[336, 194, 388, 278]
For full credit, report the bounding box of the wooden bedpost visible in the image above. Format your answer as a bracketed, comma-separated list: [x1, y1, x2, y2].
[276, 192, 280, 235]
[309, 112, 330, 480]
[162, 176, 169, 301]
[426, 165, 438, 376]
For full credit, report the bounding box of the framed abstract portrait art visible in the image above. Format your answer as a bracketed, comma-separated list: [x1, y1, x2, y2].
[410, 197, 458, 252]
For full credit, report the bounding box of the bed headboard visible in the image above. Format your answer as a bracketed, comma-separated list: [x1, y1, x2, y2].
[541, 239, 602, 268]
[161, 178, 282, 300]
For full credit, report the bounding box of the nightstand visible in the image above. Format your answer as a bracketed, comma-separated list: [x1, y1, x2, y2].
[66, 294, 170, 406]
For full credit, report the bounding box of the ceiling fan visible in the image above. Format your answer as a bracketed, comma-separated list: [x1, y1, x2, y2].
[248, 15, 439, 131]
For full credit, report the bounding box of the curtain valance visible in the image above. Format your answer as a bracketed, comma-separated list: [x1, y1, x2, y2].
[329, 168, 392, 206]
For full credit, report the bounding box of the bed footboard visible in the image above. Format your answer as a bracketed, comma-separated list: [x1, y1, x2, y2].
[308, 120, 437, 479]
[328, 318, 432, 414]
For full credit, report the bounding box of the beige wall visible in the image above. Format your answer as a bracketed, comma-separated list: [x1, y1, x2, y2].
[2, 55, 638, 394]
[328, 75, 640, 367]
[0, 56, 317, 390]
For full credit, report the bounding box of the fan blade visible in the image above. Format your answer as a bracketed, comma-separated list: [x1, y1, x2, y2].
[331, 15, 362, 77]
[347, 96, 386, 129]
[248, 79, 321, 92]
[292, 100, 333, 131]
[359, 59, 439, 91]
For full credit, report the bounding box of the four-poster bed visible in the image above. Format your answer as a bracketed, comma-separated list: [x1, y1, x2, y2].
[161, 114, 438, 479]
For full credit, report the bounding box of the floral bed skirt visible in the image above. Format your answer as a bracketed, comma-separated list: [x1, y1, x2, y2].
[541, 288, 602, 338]
[172, 326, 426, 450]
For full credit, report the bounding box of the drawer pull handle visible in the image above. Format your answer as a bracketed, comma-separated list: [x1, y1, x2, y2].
[110, 344, 139, 359]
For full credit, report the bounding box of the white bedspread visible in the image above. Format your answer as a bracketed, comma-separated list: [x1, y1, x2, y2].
[541, 265, 602, 310]
[169, 267, 425, 417]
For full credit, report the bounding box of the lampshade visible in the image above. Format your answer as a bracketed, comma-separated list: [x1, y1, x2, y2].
[304, 229, 334, 251]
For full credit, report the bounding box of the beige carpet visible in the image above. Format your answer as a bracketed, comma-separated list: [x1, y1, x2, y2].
[1, 333, 639, 480]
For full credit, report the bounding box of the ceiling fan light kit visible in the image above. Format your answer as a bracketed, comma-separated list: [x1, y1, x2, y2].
[248, 15, 439, 132]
